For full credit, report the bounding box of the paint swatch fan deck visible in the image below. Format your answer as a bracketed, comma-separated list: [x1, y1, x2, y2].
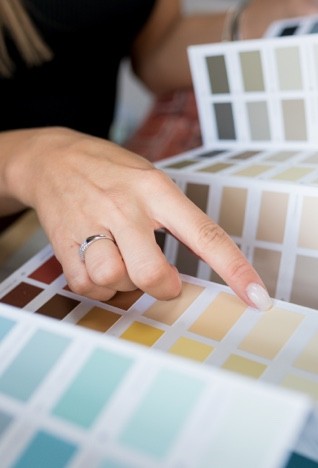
[1, 29, 318, 468]
[154, 33, 318, 313]
[0, 245, 317, 467]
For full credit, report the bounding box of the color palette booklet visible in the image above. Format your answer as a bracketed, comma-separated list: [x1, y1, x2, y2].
[155, 30, 318, 314]
[0, 244, 316, 468]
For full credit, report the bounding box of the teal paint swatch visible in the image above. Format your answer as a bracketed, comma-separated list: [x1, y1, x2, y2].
[119, 369, 205, 458]
[0, 330, 70, 401]
[13, 430, 77, 468]
[0, 316, 15, 341]
[52, 348, 133, 428]
[0, 409, 12, 437]
[286, 452, 318, 468]
[100, 458, 133, 468]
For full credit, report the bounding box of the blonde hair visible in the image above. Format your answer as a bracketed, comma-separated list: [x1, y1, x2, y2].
[0, 0, 53, 77]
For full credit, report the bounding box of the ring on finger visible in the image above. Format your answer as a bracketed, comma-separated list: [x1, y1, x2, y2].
[79, 233, 115, 262]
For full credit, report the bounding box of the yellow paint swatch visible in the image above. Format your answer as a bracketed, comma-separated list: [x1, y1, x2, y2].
[120, 322, 164, 347]
[168, 337, 214, 362]
[233, 165, 269, 177]
[188, 292, 247, 341]
[144, 282, 204, 325]
[222, 354, 267, 379]
[271, 167, 312, 181]
[282, 374, 318, 401]
[77, 307, 121, 332]
[239, 308, 304, 359]
[293, 331, 318, 374]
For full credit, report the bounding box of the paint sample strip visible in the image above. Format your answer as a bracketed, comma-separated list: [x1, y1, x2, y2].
[188, 35, 318, 147]
[1, 245, 318, 412]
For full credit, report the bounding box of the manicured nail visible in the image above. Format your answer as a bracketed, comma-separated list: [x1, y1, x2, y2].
[246, 283, 273, 311]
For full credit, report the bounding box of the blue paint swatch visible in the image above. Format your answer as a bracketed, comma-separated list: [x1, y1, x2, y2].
[119, 369, 205, 458]
[0, 409, 13, 437]
[12, 430, 77, 468]
[52, 348, 133, 428]
[0, 330, 70, 401]
[0, 316, 15, 341]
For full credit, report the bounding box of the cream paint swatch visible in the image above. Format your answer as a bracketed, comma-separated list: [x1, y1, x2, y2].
[219, 187, 247, 237]
[257, 192, 289, 243]
[144, 282, 204, 325]
[282, 374, 318, 400]
[239, 308, 304, 359]
[293, 331, 318, 374]
[252, 249, 281, 297]
[189, 292, 247, 341]
[222, 354, 267, 379]
[298, 196, 318, 249]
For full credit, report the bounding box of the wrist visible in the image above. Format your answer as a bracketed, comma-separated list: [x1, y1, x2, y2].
[222, 1, 250, 42]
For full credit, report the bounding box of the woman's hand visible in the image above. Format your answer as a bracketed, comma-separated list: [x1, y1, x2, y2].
[1, 127, 272, 310]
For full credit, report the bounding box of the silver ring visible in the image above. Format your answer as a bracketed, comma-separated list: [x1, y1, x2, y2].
[79, 234, 115, 262]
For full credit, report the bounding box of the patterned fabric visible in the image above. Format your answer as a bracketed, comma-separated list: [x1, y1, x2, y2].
[124, 89, 202, 162]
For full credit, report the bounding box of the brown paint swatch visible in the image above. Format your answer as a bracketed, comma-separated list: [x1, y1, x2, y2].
[105, 289, 144, 311]
[77, 307, 121, 332]
[0, 282, 43, 308]
[36, 294, 80, 319]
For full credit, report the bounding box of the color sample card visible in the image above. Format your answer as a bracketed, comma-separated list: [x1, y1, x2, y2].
[188, 34, 318, 148]
[0, 244, 318, 416]
[156, 145, 318, 310]
[0, 300, 310, 468]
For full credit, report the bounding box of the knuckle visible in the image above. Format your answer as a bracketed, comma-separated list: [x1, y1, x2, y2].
[67, 274, 91, 296]
[133, 261, 167, 290]
[226, 257, 251, 280]
[197, 221, 229, 250]
[90, 261, 124, 286]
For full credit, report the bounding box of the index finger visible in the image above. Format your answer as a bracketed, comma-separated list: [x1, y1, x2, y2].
[156, 184, 272, 311]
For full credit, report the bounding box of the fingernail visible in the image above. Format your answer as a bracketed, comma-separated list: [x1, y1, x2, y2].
[246, 283, 273, 311]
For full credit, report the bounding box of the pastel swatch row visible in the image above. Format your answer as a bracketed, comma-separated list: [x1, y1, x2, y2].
[0, 302, 309, 468]
[0, 245, 318, 407]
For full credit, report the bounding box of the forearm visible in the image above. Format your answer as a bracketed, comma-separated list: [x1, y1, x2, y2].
[134, 0, 318, 96]
[134, 11, 227, 95]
